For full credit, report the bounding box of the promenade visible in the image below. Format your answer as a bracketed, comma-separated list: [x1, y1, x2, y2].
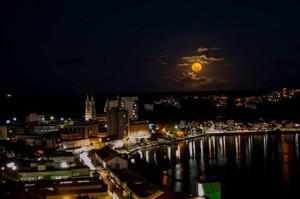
[126, 128, 300, 154]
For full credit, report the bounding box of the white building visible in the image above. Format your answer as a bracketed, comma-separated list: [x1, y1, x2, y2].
[95, 146, 128, 170]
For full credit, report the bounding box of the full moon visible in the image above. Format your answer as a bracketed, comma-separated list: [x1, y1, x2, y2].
[192, 62, 202, 72]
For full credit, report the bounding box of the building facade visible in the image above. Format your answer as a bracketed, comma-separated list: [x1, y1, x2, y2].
[85, 95, 96, 121]
[107, 107, 128, 139]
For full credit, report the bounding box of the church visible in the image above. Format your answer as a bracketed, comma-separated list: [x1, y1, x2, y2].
[85, 94, 97, 121]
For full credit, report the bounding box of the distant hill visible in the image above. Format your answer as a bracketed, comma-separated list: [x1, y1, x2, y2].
[1, 89, 300, 123]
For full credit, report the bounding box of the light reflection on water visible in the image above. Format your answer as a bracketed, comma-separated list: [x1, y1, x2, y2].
[133, 133, 300, 199]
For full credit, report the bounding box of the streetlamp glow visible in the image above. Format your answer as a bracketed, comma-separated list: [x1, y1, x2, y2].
[7, 162, 16, 170]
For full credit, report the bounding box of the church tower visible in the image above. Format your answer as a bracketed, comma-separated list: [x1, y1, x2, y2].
[85, 94, 96, 121]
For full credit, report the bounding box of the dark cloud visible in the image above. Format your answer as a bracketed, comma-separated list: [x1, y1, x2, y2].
[271, 59, 299, 66]
[142, 54, 170, 67]
[197, 47, 220, 52]
[56, 58, 88, 65]
[181, 55, 224, 64]
[171, 48, 226, 90]
[163, 70, 226, 90]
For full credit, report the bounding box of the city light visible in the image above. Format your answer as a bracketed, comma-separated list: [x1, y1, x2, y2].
[197, 183, 204, 197]
[7, 162, 14, 168]
[60, 162, 69, 168]
[7, 162, 17, 170]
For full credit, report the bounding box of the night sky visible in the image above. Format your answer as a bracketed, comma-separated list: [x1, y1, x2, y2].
[1, 0, 300, 95]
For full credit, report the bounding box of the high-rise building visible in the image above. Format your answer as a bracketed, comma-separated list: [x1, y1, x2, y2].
[85, 95, 96, 121]
[105, 96, 139, 121]
[121, 96, 139, 121]
[104, 96, 138, 139]
[107, 107, 128, 139]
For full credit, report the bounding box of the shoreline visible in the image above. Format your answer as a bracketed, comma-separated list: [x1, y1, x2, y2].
[127, 129, 300, 153]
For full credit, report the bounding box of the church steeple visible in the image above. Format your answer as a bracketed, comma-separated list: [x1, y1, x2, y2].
[85, 94, 96, 121]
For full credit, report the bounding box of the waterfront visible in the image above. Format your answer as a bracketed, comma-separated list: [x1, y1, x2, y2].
[131, 132, 300, 199]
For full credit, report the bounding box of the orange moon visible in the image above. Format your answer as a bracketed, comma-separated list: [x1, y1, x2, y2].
[192, 62, 202, 72]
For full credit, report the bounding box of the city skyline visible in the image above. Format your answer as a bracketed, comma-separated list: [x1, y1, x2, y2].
[1, 0, 300, 95]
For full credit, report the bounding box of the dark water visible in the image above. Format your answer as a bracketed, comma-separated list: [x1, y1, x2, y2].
[132, 133, 300, 199]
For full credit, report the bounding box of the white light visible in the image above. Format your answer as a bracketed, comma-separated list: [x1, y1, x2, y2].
[6, 120, 10, 124]
[60, 162, 69, 168]
[113, 140, 124, 149]
[13, 117, 17, 121]
[12, 165, 17, 171]
[146, 151, 149, 162]
[81, 146, 87, 151]
[50, 116, 54, 120]
[198, 183, 204, 197]
[7, 162, 15, 168]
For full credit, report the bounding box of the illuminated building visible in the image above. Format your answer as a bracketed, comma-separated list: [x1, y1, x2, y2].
[0, 126, 9, 140]
[95, 146, 128, 170]
[85, 94, 96, 121]
[128, 120, 151, 138]
[227, 120, 235, 130]
[104, 96, 139, 139]
[107, 107, 128, 139]
[105, 96, 139, 121]
[63, 121, 105, 138]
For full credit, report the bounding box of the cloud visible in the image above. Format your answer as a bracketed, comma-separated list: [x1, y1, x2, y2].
[170, 47, 227, 90]
[159, 62, 168, 65]
[200, 55, 224, 62]
[56, 58, 88, 65]
[182, 56, 199, 61]
[163, 72, 226, 90]
[179, 55, 224, 66]
[177, 63, 189, 66]
[272, 59, 299, 66]
[160, 55, 170, 58]
[168, 70, 226, 89]
[183, 70, 203, 80]
[197, 47, 220, 52]
[142, 54, 169, 67]
[197, 48, 209, 52]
